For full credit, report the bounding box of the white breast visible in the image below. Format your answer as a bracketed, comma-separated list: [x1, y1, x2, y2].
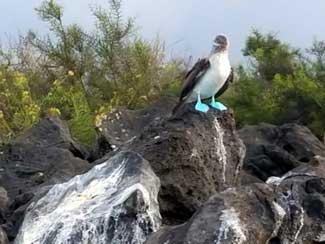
[188, 52, 231, 102]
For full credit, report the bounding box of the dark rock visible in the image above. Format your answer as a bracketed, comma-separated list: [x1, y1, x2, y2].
[0, 187, 8, 213]
[0, 187, 9, 226]
[15, 151, 161, 244]
[2, 191, 36, 240]
[0, 118, 91, 241]
[0, 144, 90, 200]
[88, 130, 112, 162]
[0, 226, 9, 244]
[146, 184, 276, 244]
[268, 156, 325, 243]
[2, 201, 32, 242]
[14, 117, 89, 159]
[239, 170, 264, 185]
[97, 96, 179, 147]
[239, 123, 325, 181]
[102, 97, 246, 224]
[147, 156, 325, 244]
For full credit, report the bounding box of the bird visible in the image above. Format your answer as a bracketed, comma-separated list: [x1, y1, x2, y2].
[173, 34, 233, 114]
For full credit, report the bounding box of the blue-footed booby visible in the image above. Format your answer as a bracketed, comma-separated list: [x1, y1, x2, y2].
[173, 34, 233, 114]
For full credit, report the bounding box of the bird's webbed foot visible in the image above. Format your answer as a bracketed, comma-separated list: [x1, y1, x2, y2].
[195, 94, 209, 113]
[210, 96, 227, 111]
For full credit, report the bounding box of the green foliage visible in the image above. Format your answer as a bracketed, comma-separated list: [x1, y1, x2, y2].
[224, 30, 325, 138]
[68, 88, 96, 147]
[31, 0, 184, 111]
[243, 29, 300, 82]
[222, 66, 276, 126]
[101, 38, 185, 109]
[42, 80, 74, 119]
[307, 39, 325, 85]
[36, 77, 96, 147]
[32, 0, 94, 81]
[0, 68, 40, 142]
[0, 0, 184, 145]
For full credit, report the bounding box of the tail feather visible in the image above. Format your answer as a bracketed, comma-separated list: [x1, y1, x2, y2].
[172, 99, 186, 116]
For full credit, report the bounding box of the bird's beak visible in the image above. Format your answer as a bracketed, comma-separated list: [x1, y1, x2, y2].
[212, 41, 219, 47]
[210, 42, 219, 53]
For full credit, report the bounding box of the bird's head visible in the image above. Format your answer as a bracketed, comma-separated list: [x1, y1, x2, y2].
[212, 34, 229, 53]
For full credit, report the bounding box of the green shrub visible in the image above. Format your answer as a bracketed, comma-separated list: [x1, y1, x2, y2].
[0, 68, 40, 141]
[0, 0, 184, 145]
[223, 30, 325, 138]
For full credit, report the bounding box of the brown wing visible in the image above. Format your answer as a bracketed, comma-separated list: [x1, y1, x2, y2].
[214, 67, 234, 98]
[172, 58, 210, 115]
[179, 58, 210, 101]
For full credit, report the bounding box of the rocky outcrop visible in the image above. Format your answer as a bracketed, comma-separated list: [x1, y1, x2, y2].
[97, 97, 177, 147]
[0, 117, 91, 199]
[146, 183, 275, 244]
[0, 226, 9, 244]
[267, 156, 325, 243]
[0, 187, 9, 244]
[100, 98, 246, 224]
[14, 117, 89, 159]
[0, 117, 90, 241]
[88, 131, 112, 162]
[239, 123, 325, 181]
[15, 151, 161, 244]
[0, 187, 9, 216]
[146, 156, 325, 244]
[3, 96, 325, 244]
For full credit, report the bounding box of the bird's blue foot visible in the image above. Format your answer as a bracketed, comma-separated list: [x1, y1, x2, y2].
[195, 100, 209, 113]
[211, 97, 227, 111]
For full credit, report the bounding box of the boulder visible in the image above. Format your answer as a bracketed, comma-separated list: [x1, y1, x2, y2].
[14, 117, 89, 159]
[0, 226, 9, 244]
[97, 96, 177, 147]
[0, 187, 9, 243]
[0, 117, 90, 200]
[267, 156, 325, 243]
[100, 97, 246, 224]
[146, 156, 325, 244]
[88, 130, 112, 162]
[239, 123, 325, 181]
[0, 117, 90, 241]
[0, 187, 9, 215]
[146, 183, 276, 244]
[15, 151, 161, 244]
[0, 145, 90, 200]
[0, 187, 8, 230]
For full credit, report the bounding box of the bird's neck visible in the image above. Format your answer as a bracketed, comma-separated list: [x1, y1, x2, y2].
[210, 44, 228, 55]
[209, 50, 229, 62]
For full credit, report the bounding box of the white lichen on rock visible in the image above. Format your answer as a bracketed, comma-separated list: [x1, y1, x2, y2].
[268, 201, 286, 242]
[214, 207, 247, 244]
[213, 118, 227, 185]
[15, 153, 161, 244]
[234, 138, 246, 184]
[266, 176, 283, 186]
[292, 207, 304, 244]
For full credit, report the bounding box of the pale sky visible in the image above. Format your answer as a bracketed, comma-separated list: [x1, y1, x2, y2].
[1, 0, 325, 63]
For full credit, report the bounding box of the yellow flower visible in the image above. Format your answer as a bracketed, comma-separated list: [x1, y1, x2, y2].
[68, 70, 75, 76]
[48, 107, 61, 117]
[140, 95, 148, 101]
[95, 113, 105, 128]
[53, 79, 60, 86]
[22, 91, 29, 96]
